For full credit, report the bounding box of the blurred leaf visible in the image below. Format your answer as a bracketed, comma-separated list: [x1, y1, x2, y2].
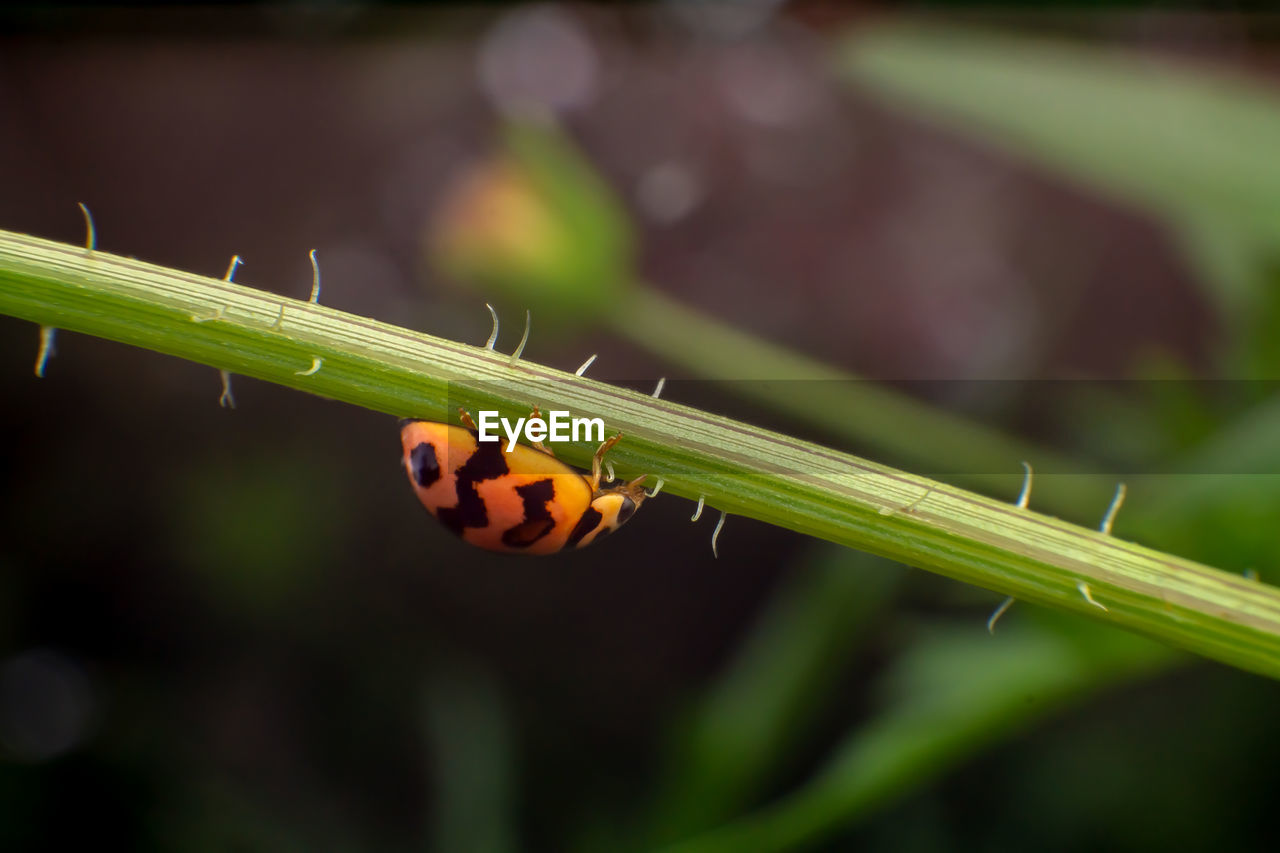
[1133, 357, 1231, 450]
[168, 450, 345, 614]
[154, 775, 357, 853]
[423, 664, 517, 853]
[429, 119, 634, 326]
[649, 549, 904, 844]
[1177, 220, 1270, 328]
[1237, 256, 1280, 376]
[1180, 224, 1280, 375]
[1046, 380, 1181, 470]
[1046, 364, 1238, 470]
[1135, 388, 1280, 577]
[662, 611, 1175, 853]
[840, 24, 1280, 318]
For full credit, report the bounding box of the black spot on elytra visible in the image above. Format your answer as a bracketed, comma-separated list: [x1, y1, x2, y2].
[502, 518, 556, 547]
[616, 496, 637, 526]
[566, 507, 604, 547]
[409, 442, 441, 488]
[501, 479, 557, 548]
[436, 436, 509, 536]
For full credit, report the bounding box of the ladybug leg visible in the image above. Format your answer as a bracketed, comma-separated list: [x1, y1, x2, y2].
[589, 433, 624, 491]
[528, 405, 553, 455]
[457, 408, 478, 431]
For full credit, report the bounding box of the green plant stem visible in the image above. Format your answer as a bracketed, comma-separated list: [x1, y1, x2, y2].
[4, 228, 1280, 678]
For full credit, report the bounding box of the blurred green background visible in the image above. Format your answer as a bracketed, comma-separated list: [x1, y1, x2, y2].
[3, 4, 1280, 851]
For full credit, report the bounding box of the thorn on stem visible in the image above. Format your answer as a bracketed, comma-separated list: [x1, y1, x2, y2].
[711, 511, 727, 558]
[308, 249, 321, 303]
[219, 370, 236, 409]
[295, 357, 322, 377]
[1077, 581, 1108, 612]
[880, 485, 933, 516]
[1015, 461, 1032, 509]
[690, 495, 705, 522]
[34, 326, 56, 378]
[77, 202, 96, 254]
[1099, 482, 1127, 535]
[191, 306, 226, 324]
[484, 303, 499, 350]
[987, 596, 1015, 634]
[508, 310, 530, 365]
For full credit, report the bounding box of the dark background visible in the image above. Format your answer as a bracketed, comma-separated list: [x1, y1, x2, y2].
[3, 5, 1280, 851]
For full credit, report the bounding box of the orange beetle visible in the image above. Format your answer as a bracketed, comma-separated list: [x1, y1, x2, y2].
[399, 408, 647, 554]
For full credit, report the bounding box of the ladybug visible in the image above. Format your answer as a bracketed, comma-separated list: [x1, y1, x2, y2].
[399, 408, 648, 553]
